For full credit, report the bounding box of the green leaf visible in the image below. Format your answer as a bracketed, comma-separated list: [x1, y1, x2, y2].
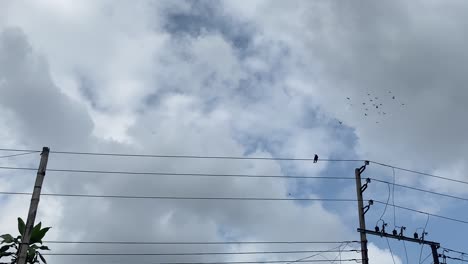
[0, 245, 10, 253]
[29, 244, 39, 250]
[30, 223, 43, 244]
[30, 227, 51, 244]
[28, 247, 36, 261]
[0, 251, 13, 257]
[38, 252, 47, 264]
[0, 234, 13, 244]
[35, 223, 42, 232]
[17, 218, 26, 236]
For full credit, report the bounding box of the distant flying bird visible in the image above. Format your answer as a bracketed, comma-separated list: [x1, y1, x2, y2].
[370, 99, 373, 102]
[401, 103, 405, 106]
[365, 113, 368, 116]
[380, 103, 383, 106]
[365, 108, 368, 111]
[362, 102, 366, 105]
[346, 97, 350, 100]
[339, 121, 343, 125]
[392, 96, 395, 99]
[375, 97, 378, 99]
[376, 105, 379, 109]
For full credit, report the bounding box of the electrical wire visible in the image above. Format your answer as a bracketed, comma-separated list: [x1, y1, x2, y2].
[418, 245, 426, 264]
[373, 200, 468, 224]
[284, 243, 351, 264]
[0, 148, 364, 162]
[0, 191, 359, 202]
[370, 161, 468, 185]
[40, 249, 357, 256]
[385, 237, 396, 264]
[402, 241, 409, 264]
[157, 260, 364, 264]
[0, 166, 354, 180]
[1, 147, 467, 185]
[377, 183, 391, 226]
[442, 247, 468, 256]
[43, 240, 359, 245]
[442, 256, 468, 262]
[419, 251, 432, 264]
[371, 178, 468, 202]
[38, 257, 362, 263]
[0, 151, 38, 159]
[418, 215, 430, 264]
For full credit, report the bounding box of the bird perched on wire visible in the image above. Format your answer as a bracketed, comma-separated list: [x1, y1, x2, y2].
[313, 154, 319, 163]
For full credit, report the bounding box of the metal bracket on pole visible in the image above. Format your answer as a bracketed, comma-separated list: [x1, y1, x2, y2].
[363, 200, 373, 215]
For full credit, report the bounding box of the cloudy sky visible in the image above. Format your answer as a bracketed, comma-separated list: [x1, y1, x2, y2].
[1, 1, 468, 263]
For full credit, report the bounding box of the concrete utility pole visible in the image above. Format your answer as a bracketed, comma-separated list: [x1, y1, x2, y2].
[355, 160, 441, 264]
[358, 229, 440, 264]
[17, 147, 50, 264]
[355, 162, 369, 264]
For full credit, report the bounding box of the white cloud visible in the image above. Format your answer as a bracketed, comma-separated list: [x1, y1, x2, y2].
[1, 1, 466, 263]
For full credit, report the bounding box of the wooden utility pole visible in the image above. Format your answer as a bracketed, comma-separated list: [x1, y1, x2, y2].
[17, 147, 50, 264]
[355, 164, 369, 264]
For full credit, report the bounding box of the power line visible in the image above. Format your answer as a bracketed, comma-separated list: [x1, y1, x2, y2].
[40, 249, 358, 256]
[442, 255, 468, 262]
[0, 166, 354, 180]
[0, 191, 359, 202]
[377, 183, 391, 225]
[373, 200, 468, 224]
[0, 151, 38, 159]
[39, 256, 362, 263]
[441, 247, 468, 256]
[370, 161, 468, 185]
[283, 243, 351, 264]
[402, 241, 409, 264]
[43, 240, 359, 245]
[385, 237, 396, 264]
[0, 148, 363, 162]
[158, 261, 363, 264]
[3, 147, 467, 185]
[372, 179, 468, 202]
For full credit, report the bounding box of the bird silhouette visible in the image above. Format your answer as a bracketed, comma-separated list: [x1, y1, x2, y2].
[362, 103, 366, 105]
[364, 113, 368, 116]
[392, 96, 395, 99]
[339, 121, 343, 125]
[346, 97, 350, 100]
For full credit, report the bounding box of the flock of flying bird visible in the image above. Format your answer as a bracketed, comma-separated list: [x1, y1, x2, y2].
[339, 91, 406, 125]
